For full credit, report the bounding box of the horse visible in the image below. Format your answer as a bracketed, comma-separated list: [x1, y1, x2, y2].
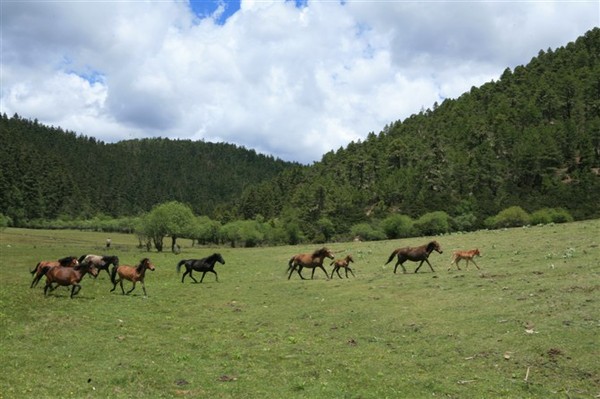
[78, 254, 120, 278]
[287, 247, 334, 280]
[330, 255, 355, 279]
[385, 241, 443, 273]
[448, 249, 481, 271]
[176, 253, 225, 283]
[110, 258, 156, 296]
[30, 256, 79, 288]
[40, 261, 98, 298]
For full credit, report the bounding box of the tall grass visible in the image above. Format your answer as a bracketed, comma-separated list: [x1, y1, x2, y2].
[0, 221, 598, 398]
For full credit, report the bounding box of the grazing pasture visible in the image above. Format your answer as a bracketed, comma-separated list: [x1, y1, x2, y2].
[0, 221, 598, 398]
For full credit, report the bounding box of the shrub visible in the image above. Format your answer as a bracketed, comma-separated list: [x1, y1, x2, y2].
[382, 214, 414, 239]
[0, 213, 12, 230]
[487, 206, 531, 228]
[530, 208, 574, 224]
[414, 211, 451, 236]
[350, 223, 386, 241]
[452, 213, 477, 232]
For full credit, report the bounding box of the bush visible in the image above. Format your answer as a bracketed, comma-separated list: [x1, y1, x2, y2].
[414, 211, 451, 236]
[452, 213, 477, 232]
[530, 208, 574, 225]
[0, 213, 12, 230]
[350, 223, 386, 241]
[487, 206, 531, 228]
[382, 214, 414, 239]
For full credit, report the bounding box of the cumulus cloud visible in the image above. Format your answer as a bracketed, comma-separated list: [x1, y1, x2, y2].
[1, 0, 598, 163]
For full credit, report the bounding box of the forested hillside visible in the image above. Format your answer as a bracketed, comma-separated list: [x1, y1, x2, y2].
[235, 28, 600, 234]
[0, 116, 297, 224]
[1, 29, 599, 241]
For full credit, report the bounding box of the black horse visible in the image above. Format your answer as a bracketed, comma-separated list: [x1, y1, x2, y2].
[177, 253, 225, 283]
[78, 254, 120, 279]
[385, 241, 443, 273]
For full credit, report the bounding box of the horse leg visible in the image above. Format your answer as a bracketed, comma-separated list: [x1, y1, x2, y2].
[71, 284, 81, 298]
[318, 265, 329, 280]
[189, 271, 199, 283]
[471, 259, 480, 270]
[44, 282, 52, 296]
[126, 281, 136, 295]
[311, 268, 316, 279]
[209, 270, 219, 282]
[141, 281, 148, 296]
[335, 267, 342, 279]
[104, 268, 111, 279]
[110, 278, 118, 292]
[348, 267, 355, 278]
[394, 261, 407, 274]
[415, 259, 435, 273]
[119, 280, 126, 295]
[296, 266, 306, 280]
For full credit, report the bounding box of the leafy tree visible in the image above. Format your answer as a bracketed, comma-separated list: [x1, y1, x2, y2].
[139, 201, 195, 252]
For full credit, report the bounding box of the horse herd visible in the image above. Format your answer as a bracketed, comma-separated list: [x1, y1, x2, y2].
[29, 241, 481, 298]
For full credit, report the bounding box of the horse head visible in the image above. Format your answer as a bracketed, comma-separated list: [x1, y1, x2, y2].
[140, 258, 156, 272]
[215, 253, 226, 265]
[314, 247, 334, 260]
[346, 255, 354, 263]
[428, 241, 443, 254]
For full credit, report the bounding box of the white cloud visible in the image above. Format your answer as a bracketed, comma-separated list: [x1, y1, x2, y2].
[1, 0, 598, 163]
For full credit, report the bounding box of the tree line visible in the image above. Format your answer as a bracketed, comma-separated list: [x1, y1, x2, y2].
[1, 28, 599, 246]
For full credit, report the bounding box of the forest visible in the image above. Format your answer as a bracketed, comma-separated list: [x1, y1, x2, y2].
[1, 28, 599, 246]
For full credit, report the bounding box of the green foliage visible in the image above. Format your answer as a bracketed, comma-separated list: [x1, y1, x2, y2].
[486, 206, 531, 228]
[381, 214, 414, 239]
[530, 207, 574, 224]
[138, 201, 195, 252]
[413, 211, 451, 236]
[0, 213, 11, 230]
[350, 222, 386, 241]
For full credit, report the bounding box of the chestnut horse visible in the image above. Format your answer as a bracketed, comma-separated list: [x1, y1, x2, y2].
[78, 254, 120, 279]
[287, 247, 334, 280]
[30, 256, 79, 288]
[330, 255, 355, 279]
[448, 249, 481, 271]
[41, 262, 98, 298]
[110, 258, 155, 296]
[385, 241, 443, 273]
[177, 253, 225, 283]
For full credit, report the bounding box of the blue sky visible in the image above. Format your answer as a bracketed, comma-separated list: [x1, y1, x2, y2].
[1, 0, 598, 163]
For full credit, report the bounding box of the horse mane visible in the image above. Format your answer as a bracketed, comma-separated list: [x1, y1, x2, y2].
[58, 256, 76, 266]
[312, 247, 329, 257]
[426, 241, 439, 252]
[137, 258, 149, 272]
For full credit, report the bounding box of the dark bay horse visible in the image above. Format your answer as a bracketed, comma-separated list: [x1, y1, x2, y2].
[110, 258, 155, 296]
[385, 241, 443, 273]
[41, 262, 98, 298]
[30, 256, 79, 288]
[287, 247, 334, 280]
[330, 255, 355, 279]
[78, 254, 120, 278]
[177, 253, 225, 283]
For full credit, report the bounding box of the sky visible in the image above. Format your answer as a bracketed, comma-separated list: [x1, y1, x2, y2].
[1, 1, 599, 164]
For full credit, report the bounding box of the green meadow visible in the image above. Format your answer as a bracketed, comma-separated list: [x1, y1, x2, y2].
[0, 221, 598, 398]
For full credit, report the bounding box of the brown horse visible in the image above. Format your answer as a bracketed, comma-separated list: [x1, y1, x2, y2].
[385, 241, 443, 273]
[30, 256, 79, 288]
[448, 249, 481, 271]
[41, 262, 98, 298]
[330, 255, 355, 279]
[287, 247, 334, 280]
[110, 258, 155, 296]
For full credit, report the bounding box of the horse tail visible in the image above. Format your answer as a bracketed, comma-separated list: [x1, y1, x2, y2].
[176, 260, 187, 274]
[287, 257, 296, 272]
[110, 265, 118, 285]
[78, 254, 87, 264]
[385, 249, 398, 265]
[39, 265, 52, 277]
[30, 262, 41, 275]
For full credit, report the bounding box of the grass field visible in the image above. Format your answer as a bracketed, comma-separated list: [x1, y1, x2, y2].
[0, 221, 599, 398]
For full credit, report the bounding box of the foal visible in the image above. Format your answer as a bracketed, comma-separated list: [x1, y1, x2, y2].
[110, 258, 155, 296]
[448, 249, 481, 270]
[330, 255, 355, 279]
